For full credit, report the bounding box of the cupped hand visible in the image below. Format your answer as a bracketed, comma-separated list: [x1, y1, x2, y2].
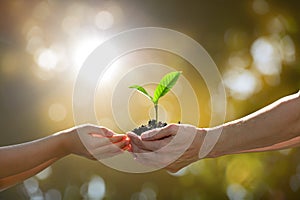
[62, 124, 129, 160]
[127, 124, 206, 172]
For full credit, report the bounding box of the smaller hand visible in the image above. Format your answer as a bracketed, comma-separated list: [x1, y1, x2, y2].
[61, 124, 129, 160]
[127, 124, 206, 172]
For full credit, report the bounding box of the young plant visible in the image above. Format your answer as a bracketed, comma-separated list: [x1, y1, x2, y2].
[129, 71, 181, 126]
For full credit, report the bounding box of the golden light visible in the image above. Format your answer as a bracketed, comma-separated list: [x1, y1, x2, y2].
[251, 37, 282, 76]
[95, 11, 114, 30]
[61, 15, 81, 35]
[48, 103, 67, 122]
[23, 177, 43, 198]
[252, 0, 269, 15]
[1, 0, 299, 199]
[223, 68, 260, 100]
[228, 52, 251, 69]
[1, 53, 18, 77]
[226, 183, 248, 200]
[281, 35, 296, 63]
[45, 189, 62, 200]
[71, 36, 104, 70]
[226, 155, 263, 187]
[26, 26, 45, 54]
[35, 166, 53, 180]
[36, 48, 58, 71]
[87, 176, 106, 199]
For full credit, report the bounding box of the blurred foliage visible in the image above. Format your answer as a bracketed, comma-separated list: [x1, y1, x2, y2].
[1, 0, 300, 199]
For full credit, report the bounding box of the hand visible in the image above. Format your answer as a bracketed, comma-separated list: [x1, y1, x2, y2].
[60, 124, 129, 160]
[127, 124, 206, 172]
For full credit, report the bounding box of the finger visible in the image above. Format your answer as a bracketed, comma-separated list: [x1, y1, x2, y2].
[126, 144, 132, 152]
[129, 141, 149, 153]
[141, 124, 177, 141]
[133, 152, 166, 168]
[89, 136, 128, 153]
[85, 135, 112, 148]
[129, 142, 145, 153]
[124, 135, 130, 142]
[127, 132, 144, 148]
[90, 134, 126, 144]
[122, 145, 131, 151]
[79, 124, 114, 137]
[113, 139, 130, 150]
[109, 135, 126, 143]
[92, 144, 123, 159]
[126, 132, 139, 139]
[88, 130, 114, 139]
[139, 139, 172, 151]
[128, 132, 173, 151]
[127, 132, 167, 152]
[101, 128, 115, 137]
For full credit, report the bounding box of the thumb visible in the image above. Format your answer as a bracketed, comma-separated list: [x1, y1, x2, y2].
[127, 132, 142, 146]
[141, 125, 177, 141]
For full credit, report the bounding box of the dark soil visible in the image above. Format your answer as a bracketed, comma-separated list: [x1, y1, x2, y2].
[131, 119, 167, 136]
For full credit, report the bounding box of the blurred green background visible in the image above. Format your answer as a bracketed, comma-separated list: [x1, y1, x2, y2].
[1, 0, 300, 199]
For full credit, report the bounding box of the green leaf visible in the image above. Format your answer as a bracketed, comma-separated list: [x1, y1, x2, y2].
[129, 85, 153, 100]
[153, 71, 181, 104]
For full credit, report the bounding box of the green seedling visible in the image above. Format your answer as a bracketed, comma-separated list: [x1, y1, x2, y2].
[129, 71, 181, 126]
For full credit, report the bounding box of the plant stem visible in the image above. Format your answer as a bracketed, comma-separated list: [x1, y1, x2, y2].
[154, 104, 158, 127]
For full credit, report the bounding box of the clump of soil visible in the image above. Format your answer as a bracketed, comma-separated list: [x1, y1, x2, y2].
[131, 119, 167, 136]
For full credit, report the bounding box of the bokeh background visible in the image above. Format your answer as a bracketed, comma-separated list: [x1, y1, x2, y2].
[1, 0, 300, 199]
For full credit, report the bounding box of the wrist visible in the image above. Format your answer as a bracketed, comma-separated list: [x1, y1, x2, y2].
[195, 127, 218, 159]
[53, 129, 74, 157]
[200, 126, 228, 158]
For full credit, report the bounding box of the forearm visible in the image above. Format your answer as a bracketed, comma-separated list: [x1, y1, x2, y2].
[208, 91, 300, 157]
[0, 132, 69, 179]
[239, 135, 300, 153]
[0, 158, 58, 191]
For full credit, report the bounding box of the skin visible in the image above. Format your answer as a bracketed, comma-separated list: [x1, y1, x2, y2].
[128, 91, 300, 172]
[128, 124, 205, 171]
[2, 91, 299, 189]
[0, 124, 129, 191]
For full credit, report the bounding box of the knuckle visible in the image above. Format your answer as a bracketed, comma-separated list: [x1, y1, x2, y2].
[167, 124, 178, 132]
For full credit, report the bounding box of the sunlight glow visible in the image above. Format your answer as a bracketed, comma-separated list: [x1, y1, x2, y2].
[228, 55, 250, 69]
[37, 48, 58, 71]
[268, 17, 285, 34]
[61, 15, 81, 35]
[224, 69, 259, 100]
[45, 189, 62, 200]
[290, 175, 300, 192]
[35, 166, 52, 180]
[227, 184, 248, 200]
[26, 36, 44, 54]
[95, 11, 114, 30]
[251, 37, 281, 76]
[71, 36, 103, 70]
[24, 177, 39, 195]
[23, 177, 44, 199]
[281, 35, 296, 63]
[87, 176, 106, 200]
[252, 0, 269, 15]
[290, 164, 300, 193]
[48, 103, 67, 122]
